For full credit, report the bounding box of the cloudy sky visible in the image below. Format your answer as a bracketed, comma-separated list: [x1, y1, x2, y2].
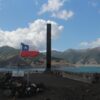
[0, 0, 100, 51]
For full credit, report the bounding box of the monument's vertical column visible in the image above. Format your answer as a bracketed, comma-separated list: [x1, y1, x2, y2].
[46, 23, 51, 71]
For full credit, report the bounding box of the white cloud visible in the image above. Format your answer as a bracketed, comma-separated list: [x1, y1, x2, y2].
[0, 19, 63, 51]
[80, 42, 89, 47]
[38, 0, 66, 14]
[52, 10, 74, 20]
[38, 0, 74, 20]
[80, 38, 100, 48]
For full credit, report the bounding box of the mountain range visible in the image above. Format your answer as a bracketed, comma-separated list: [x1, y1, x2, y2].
[52, 47, 100, 65]
[0, 46, 100, 67]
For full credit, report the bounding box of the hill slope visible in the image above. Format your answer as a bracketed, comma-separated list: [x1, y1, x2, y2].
[0, 46, 100, 66]
[51, 48, 100, 65]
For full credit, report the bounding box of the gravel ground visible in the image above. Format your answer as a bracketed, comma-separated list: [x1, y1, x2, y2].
[0, 73, 100, 100]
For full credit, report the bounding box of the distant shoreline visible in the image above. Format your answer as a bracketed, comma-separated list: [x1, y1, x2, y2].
[75, 64, 100, 67]
[51, 64, 100, 68]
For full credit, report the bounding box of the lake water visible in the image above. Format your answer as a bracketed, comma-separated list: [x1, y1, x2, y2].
[0, 67, 45, 73]
[0, 66, 100, 73]
[52, 66, 100, 73]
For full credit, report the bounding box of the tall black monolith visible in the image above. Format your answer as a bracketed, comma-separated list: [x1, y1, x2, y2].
[46, 23, 51, 71]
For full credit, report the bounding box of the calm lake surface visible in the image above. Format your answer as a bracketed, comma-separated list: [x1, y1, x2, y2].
[0, 66, 100, 73]
[52, 66, 100, 73]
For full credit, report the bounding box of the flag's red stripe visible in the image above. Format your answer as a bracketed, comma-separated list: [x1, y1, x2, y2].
[21, 51, 39, 57]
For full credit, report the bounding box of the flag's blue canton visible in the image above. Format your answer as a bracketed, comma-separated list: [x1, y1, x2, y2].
[21, 43, 29, 51]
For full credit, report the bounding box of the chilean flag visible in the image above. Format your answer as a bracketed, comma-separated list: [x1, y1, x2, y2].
[20, 43, 39, 57]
